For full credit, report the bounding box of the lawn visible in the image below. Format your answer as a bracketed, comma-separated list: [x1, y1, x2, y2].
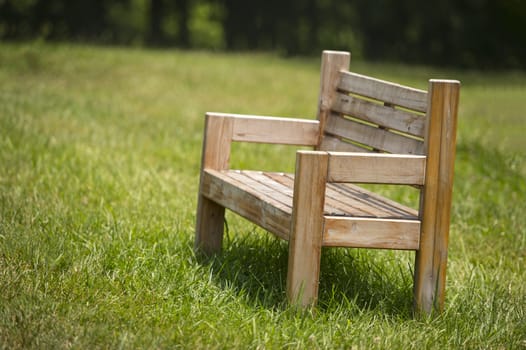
[1, 43, 525, 349]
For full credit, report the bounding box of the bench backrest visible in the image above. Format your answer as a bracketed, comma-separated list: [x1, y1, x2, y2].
[315, 51, 459, 158]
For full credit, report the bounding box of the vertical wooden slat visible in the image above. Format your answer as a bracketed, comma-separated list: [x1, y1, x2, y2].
[287, 151, 329, 306]
[316, 51, 350, 148]
[414, 80, 460, 315]
[195, 113, 233, 256]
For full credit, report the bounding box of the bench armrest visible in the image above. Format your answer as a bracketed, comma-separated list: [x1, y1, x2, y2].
[200, 112, 320, 171]
[294, 150, 426, 186]
[206, 112, 320, 146]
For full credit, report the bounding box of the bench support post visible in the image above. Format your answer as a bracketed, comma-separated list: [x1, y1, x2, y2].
[414, 80, 460, 315]
[195, 114, 233, 256]
[316, 50, 350, 149]
[287, 151, 328, 306]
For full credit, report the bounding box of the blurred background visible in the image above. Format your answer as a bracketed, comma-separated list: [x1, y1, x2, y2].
[1, 0, 525, 69]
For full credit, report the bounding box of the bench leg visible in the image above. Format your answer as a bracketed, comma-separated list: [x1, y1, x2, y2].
[414, 80, 459, 315]
[194, 114, 233, 256]
[287, 218, 324, 307]
[413, 232, 449, 315]
[195, 194, 225, 256]
[286, 151, 328, 307]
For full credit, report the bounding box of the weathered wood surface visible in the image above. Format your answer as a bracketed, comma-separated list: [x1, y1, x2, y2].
[287, 151, 328, 306]
[195, 114, 234, 255]
[325, 113, 425, 154]
[323, 217, 420, 250]
[327, 152, 426, 185]
[319, 134, 373, 153]
[331, 91, 426, 137]
[206, 112, 320, 146]
[414, 80, 460, 315]
[316, 51, 351, 147]
[338, 71, 428, 113]
[201, 114, 234, 169]
[201, 170, 291, 240]
[264, 172, 351, 216]
[201, 168, 419, 241]
[234, 170, 417, 218]
[326, 182, 418, 219]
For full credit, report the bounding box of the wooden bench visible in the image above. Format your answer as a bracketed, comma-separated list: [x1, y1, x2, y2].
[195, 51, 460, 315]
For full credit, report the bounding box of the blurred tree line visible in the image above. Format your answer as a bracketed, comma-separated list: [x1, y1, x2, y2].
[1, 0, 525, 69]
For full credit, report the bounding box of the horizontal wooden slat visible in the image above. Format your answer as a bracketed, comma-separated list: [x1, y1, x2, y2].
[202, 169, 420, 242]
[206, 112, 320, 146]
[327, 152, 426, 185]
[268, 172, 419, 219]
[201, 169, 291, 240]
[318, 134, 373, 153]
[264, 172, 346, 216]
[331, 92, 426, 137]
[328, 182, 419, 219]
[227, 171, 293, 210]
[257, 171, 343, 215]
[338, 71, 428, 113]
[325, 114, 424, 154]
[323, 217, 420, 250]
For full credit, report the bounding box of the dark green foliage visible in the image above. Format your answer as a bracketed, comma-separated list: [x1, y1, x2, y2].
[354, 0, 526, 68]
[1, 0, 525, 68]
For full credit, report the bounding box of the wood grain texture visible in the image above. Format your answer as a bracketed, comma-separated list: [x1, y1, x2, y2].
[287, 151, 328, 306]
[316, 51, 351, 148]
[327, 152, 426, 185]
[325, 113, 425, 154]
[323, 217, 420, 250]
[201, 169, 418, 227]
[201, 170, 291, 240]
[414, 80, 460, 315]
[195, 114, 234, 255]
[331, 183, 418, 218]
[331, 91, 426, 137]
[338, 71, 428, 112]
[201, 114, 234, 169]
[319, 134, 373, 153]
[204, 112, 320, 146]
[263, 171, 418, 219]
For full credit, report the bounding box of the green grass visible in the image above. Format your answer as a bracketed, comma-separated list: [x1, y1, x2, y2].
[1, 42, 525, 349]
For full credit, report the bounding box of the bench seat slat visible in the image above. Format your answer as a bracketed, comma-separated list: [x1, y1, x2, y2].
[201, 170, 292, 239]
[202, 169, 419, 246]
[327, 182, 418, 219]
[265, 171, 418, 219]
[265, 172, 373, 217]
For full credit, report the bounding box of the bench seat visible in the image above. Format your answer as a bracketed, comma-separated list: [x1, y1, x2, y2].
[201, 169, 420, 250]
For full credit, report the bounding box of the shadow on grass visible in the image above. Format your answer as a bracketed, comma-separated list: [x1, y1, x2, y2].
[198, 228, 414, 318]
[195, 141, 526, 317]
